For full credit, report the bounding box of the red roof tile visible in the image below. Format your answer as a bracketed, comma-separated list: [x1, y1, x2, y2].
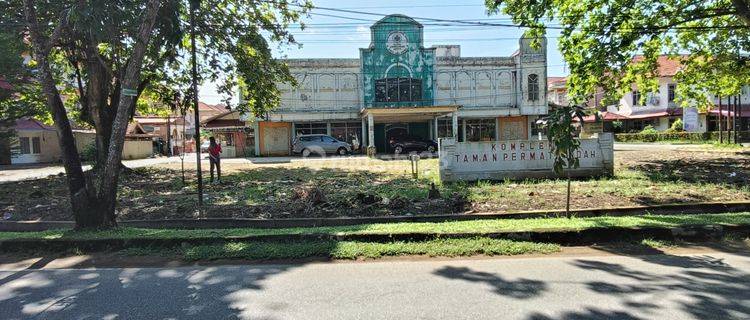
[631, 55, 685, 77]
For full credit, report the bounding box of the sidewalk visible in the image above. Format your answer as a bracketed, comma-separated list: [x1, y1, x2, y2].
[0, 157, 179, 183]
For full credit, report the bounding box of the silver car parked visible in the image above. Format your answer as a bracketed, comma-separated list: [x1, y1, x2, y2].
[292, 134, 352, 157]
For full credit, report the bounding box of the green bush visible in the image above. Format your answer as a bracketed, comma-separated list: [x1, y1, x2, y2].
[640, 125, 659, 135]
[615, 130, 750, 142]
[670, 119, 684, 132]
[80, 142, 97, 163]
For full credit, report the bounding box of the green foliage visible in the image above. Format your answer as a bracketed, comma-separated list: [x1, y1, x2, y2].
[80, 142, 98, 163]
[0, 31, 47, 139]
[640, 125, 659, 134]
[544, 105, 585, 174]
[615, 131, 750, 142]
[670, 118, 684, 132]
[486, 0, 750, 107]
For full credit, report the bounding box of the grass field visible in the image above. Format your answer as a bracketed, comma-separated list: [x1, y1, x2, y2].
[1, 148, 748, 220]
[2, 212, 749, 241]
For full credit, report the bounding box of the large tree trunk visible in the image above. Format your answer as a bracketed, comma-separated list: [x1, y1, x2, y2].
[24, 0, 162, 229]
[23, 0, 97, 226]
[93, 0, 162, 227]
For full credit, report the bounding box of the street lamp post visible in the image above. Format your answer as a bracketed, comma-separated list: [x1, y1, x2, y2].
[190, 0, 203, 206]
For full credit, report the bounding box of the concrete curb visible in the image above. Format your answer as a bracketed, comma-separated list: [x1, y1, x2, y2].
[1, 224, 748, 252]
[1, 201, 749, 232]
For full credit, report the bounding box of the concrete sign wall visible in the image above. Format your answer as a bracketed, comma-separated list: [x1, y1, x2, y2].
[439, 133, 614, 181]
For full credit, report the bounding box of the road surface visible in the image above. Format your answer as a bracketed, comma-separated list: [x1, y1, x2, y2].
[1, 251, 748, 319]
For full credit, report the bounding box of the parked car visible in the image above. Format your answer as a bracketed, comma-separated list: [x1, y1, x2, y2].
[389, 135, 438, 155]
[293, 134, 352, 157]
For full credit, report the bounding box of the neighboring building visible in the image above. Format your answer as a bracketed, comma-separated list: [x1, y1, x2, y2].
[247, 14, 548, 156]
[203, 110, 255, 157]
[4, 118, 153, 164]
[6, 118, 60, 164]
[132, 116, 187, 155]
[547, 76, 567, 106]
[609, 55, 750, 133]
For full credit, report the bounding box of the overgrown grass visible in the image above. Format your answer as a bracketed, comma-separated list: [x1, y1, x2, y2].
[2, 212, 750, 241]
[180, 238, 560, 261]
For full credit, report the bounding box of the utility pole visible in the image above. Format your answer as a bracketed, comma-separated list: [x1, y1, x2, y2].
[735, 95, 739, 144]
[190, 0, 203, 206]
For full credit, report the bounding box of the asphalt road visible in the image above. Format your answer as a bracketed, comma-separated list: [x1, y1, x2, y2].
[1, 251, 749, 320]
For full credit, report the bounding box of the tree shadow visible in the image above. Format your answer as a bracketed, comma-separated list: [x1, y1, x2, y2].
[0, 260, 300, 319]
[527, 309, 643, 320]
[432, 266, 546, 299]
[569, 247, 750, 320]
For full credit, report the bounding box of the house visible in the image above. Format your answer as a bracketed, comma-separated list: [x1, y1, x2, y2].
[244, 14, 548, 156]
[609, 55, 750, 133]
[131, 115, 187, 155]
[3, 118, 155, 165]
[547, 77, 568, 106]
[5, 118, 61, 164]
[202, 110, 254, 158]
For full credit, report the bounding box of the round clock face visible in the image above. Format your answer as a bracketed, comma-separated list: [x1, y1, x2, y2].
[386, 31, 409, 55]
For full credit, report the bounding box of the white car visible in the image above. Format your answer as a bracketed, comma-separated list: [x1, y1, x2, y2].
[200, 141, 210, 153]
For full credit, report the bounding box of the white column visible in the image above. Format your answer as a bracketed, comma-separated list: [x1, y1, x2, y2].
[452, 112, 459, 141]
[434, 117, 439, 139]
[368, 113, 375, 148]
[253, 120, 261, 156]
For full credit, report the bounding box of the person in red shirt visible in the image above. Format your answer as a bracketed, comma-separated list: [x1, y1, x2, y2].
[207, 136, 222, 183]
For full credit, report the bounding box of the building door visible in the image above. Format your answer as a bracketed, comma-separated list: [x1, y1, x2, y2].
[499, 116, 528, 140]
[261, 123, 291, 156]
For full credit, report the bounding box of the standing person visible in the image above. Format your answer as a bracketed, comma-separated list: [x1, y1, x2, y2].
[208, 136, 222, 183]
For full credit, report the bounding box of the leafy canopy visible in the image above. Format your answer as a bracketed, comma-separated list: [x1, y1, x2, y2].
[487, 0, 750, 109]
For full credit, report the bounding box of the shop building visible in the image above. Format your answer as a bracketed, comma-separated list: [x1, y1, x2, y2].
[248, 14, 548, 156]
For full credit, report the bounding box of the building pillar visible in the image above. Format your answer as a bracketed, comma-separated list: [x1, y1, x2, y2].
[368, 113, 375, 147]
[367, 113, 376, 157]
[253, 120, 261, 156]
[451, 112, 459, 141]
[434, 117, 439, 140]
[361, 117, 367, 150]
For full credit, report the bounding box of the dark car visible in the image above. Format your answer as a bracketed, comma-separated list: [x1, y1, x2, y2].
[389, 135, 438, 155]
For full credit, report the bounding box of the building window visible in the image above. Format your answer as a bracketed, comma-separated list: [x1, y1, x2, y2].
[19, 137, 41, 154]
[331, 122, 362, 151]
[530, 117, 546, 138]
[667, 84, 676, 103]
[465, 118, 496, 142]
[375, 77, 422, 102]
[437, 118, 453, 138]
[295, 122, 327, 136]
[527, 74, 539, 101]
[632, 90, 641, 106]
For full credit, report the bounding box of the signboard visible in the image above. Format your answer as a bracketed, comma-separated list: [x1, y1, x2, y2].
[439, 133, 614, 181]
[683, 107, 699, 132]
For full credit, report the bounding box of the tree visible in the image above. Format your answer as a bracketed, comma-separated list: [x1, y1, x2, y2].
[0, 31, 47, 142]
[8, 0, 309, 229]
[544, 105, 585, 218]
[486, 0, 750, 107]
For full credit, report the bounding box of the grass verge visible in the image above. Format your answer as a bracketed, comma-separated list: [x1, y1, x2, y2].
[153, 238, 561, 261]
[2, 212, 750, 241]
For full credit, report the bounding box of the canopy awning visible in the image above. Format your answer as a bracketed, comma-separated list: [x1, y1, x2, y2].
[361, 105, 460, 122]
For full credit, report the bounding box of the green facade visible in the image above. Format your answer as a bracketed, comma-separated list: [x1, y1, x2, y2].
[360, 15, 435, 108]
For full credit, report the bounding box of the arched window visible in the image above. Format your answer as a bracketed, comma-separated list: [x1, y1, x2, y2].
[527, 74, 539, 101]
[375, 77, 422, 102]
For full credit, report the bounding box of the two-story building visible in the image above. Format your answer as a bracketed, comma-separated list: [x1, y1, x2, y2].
[246, 14, 548, 156]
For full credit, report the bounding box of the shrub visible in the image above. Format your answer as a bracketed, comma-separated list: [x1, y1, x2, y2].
[670, 119, 684, 132]
[80, 142, 98, 163]
[640, 125, 659, 135]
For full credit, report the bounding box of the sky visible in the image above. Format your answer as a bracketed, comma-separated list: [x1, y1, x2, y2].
[199, 0, 567, 104]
